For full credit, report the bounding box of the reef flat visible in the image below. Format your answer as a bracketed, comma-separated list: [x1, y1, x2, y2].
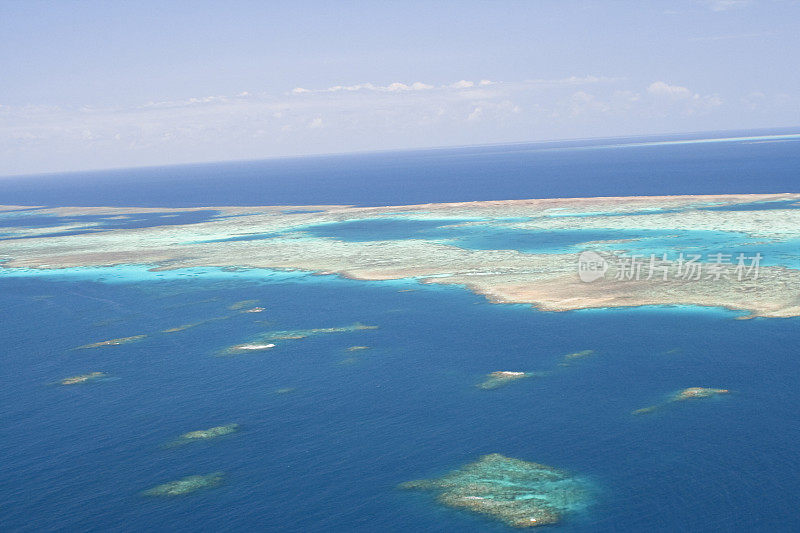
[142, 472, 224, 496]
[3, 194, 800, 317]
[400, 453, 589, 528]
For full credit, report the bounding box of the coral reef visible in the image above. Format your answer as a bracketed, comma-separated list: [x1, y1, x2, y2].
[400, 453, 589, 528]
[4, 194, 800, 318]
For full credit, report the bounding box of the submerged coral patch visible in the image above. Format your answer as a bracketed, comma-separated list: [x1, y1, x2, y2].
[60, 372, 106, 385]
[143, 472, 224, 496]
[162, 323, 199, 333]
[228, 299, 258, 310]
[260, 323, 378, 341]
[169, 424, 240, 446]
[76, 335, 146, 349]
[563, 349, 594, 361]
[400, 453, 590, 528]
[633, 387, 730, 415]
[673, 387, 729, 401]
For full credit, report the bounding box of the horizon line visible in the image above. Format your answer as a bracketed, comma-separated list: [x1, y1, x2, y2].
[2, 125, 799, 180]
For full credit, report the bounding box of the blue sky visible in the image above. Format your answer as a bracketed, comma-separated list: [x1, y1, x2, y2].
[1, 0, 798, 175]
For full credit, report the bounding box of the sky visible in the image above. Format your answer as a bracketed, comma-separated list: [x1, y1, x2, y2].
[1, 0, 799, 176]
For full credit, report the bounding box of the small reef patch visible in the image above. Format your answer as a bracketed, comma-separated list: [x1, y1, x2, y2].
[673, 387, 729, 401]
[76, 335, 146, 349]
[347, 345, 370, 352]
[168, 424, 240, 446]
[60, 372, 106, 385]
[162, 323, 198, 333]
[400, 453, 590, 528]
[633, 387, 730, 415]
[478, 371, 534, 390]
[259, 323, 378, 341]
[558, 350, 596, 367]
[220, 343, 276, 356]
[563, 350, 594, 361]
[228, 299, 258, 310]
[143, 472, 224, 497]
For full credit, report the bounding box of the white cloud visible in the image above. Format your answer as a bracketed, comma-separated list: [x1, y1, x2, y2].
[568, 91, 610, 116]
[291, 81, 436, 95]
[707, 0, 749, 11]
[450, 80, 475, 89]
[5, 73, 792, 176]
[524, 75, 620, 87]
[648, 81, 693, 99]
[646, 81, 723, 114]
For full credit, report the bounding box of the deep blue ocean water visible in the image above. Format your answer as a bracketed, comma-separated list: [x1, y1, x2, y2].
[2, 270, 800, 532]
[0, 130, 799, 207]
[1, 132, 800, 532]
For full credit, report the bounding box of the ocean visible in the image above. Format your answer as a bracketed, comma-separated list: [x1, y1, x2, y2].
[1, 131, 799, 532]
[0, 129, 799, 207]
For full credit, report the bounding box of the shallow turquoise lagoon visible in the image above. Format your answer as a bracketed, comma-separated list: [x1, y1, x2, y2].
[300, 217, 800, 269]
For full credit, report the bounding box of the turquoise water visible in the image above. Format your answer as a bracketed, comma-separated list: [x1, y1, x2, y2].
[2, 268, 800, 531]
[301, 218, 800, 269]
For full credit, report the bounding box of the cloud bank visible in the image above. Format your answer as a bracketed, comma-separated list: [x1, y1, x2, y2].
[0, 76, 795, 175]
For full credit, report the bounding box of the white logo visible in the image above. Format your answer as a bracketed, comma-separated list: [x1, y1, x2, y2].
[578, 251, 608, 283]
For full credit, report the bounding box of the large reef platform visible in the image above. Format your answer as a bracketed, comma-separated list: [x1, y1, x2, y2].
[3, 193, 800, 317]
[400, 453, 590, 528]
